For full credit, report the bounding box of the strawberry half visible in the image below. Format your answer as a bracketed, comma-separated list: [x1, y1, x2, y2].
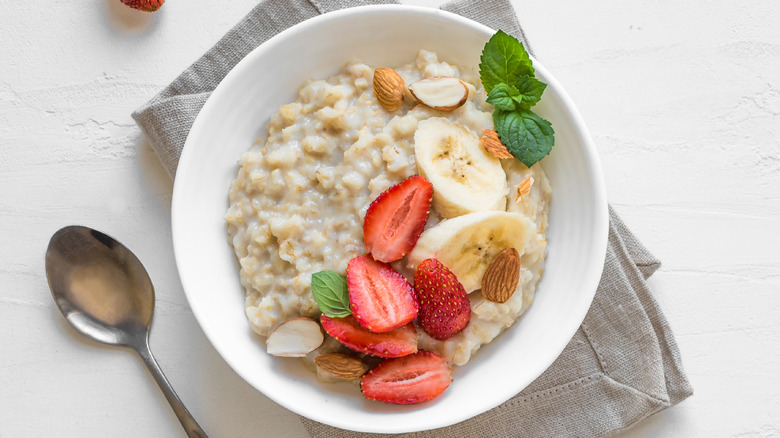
[347, 255, 418, 332]
[363, 176, 433, 263]
[120, 0, 164, 12]
[320, 315, 418, 358]
[413, 258, 471, 340]
[361, 350, 453, 404]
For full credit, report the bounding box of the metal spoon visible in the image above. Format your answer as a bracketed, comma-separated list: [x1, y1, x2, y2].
[45, 225, 208, 438]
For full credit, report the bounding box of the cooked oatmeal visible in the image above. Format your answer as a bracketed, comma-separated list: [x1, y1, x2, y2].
[225, 50, 550, 366]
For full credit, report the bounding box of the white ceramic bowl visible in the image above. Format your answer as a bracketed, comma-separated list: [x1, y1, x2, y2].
[172, 5, 608, 434]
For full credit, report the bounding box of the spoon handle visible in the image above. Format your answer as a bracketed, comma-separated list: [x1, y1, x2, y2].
[135, 335, 208, 438]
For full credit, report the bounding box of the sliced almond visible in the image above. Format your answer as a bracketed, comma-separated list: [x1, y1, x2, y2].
[481, 248, 521, 303]
[408, 76, 469, 111]
[265, 317, 324, 357]
[314, 353, 369, 380]
[373, 68, 405, 112]
[515, 176, 535, 202]
[480, 129, 514, 159]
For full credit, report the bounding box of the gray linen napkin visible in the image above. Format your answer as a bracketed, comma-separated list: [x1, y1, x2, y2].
[132, 0, 693, 436]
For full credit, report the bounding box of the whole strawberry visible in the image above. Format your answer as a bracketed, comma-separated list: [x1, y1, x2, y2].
[413, 258, 471, 340]
[120, 0, 164, 12]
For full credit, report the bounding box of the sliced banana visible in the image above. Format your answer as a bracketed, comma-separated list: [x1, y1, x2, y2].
[408, 211, 536, 293]
[414, 118, 508, 219]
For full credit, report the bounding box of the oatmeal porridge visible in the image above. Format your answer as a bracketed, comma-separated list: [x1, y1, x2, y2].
[225, 50, 551, 368]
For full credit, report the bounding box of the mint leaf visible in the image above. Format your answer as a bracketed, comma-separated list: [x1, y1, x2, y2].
[479, 30, 534, 93]
[311, 271, 351, 318]
[487, 77, 548, 111]
[493, 109, 555, 167]
[486, 84, 521, 111]
[514, 76, 547, 108]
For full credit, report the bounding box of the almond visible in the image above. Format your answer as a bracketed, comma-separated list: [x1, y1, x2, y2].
[480, 129, 513, 159]
[314, 353, 369, 380]
[481, 248, 521, 303]
[408, 76, 469, 111]
[515, 176, 534, 202]
[265, 317, 324, 357]
[373, 68, 405, 112]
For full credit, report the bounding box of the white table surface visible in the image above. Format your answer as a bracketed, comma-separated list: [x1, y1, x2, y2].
[2, 0, 779, 436]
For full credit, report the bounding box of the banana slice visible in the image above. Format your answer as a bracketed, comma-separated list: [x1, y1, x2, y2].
[408, 211, 536, 293]
[414, 118, 508, 218]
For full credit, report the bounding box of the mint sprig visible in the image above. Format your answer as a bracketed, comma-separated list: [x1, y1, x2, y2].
[311, 271, 351, 318]
[480, 31, 554, 166]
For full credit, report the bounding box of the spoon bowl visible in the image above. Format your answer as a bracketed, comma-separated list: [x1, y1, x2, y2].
[46, 226, 207, 438]
[46, 226, 153, 346]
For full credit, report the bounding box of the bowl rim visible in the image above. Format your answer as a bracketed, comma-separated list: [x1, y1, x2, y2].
[172, 4, 608, 433]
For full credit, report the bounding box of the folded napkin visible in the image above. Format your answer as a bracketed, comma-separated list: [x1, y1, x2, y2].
[133, 0, 693, 436]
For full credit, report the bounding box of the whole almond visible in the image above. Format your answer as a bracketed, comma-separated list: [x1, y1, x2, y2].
[314, 353, 369, 380]
[480, 129, 514, 159]
[481, 248, 521, 303]
[373, 68, 405, 112]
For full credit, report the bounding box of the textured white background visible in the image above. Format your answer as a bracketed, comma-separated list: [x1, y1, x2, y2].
[2, 1, 779, 437]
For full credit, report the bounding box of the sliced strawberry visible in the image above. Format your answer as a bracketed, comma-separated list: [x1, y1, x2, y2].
[347, 255, 418, 332]
[363, 176, 433, 263]
[413, 258, 471, 340]
[361, 350, 453, 404]
[321, 315, 418, 358]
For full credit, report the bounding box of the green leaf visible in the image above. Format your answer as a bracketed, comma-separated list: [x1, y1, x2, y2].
[493, 109, 555, 167]
[479, 30, 534, 93]
[487, 77, 548, 111]
[311, 271, 351, 318]
[514, 76, 547, 108]
[486, 83, 521, 111]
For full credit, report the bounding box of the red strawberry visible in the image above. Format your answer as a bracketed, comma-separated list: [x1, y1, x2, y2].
[320, 315, 418, 358]
[361, 350, 453, 404]
[120, 0, 164, 12]
[347, 255, 418, 333]
[363, 176, 432, 262]
[413, 258, 471, 340]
